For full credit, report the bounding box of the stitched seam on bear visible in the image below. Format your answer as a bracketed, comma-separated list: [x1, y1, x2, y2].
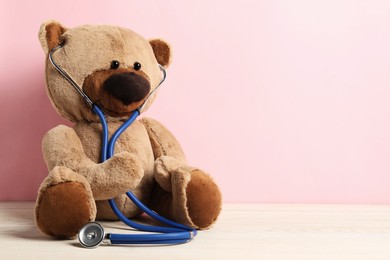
[141, 119, 167, 157]
[158, 159, 171, 177]
[149, 126, 167, 156]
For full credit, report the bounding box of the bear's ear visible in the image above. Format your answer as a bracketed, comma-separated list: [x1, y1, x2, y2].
[149, 39, 172, 68]
[38, 20, 67, 53]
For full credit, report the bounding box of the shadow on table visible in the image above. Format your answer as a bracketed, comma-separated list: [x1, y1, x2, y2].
[3, 205, 167, 243]
[3, 205, 51, 241]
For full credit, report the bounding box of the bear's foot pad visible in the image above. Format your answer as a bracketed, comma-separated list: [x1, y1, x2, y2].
[186, 170, 222, 229]
[36, 181, 92, 238]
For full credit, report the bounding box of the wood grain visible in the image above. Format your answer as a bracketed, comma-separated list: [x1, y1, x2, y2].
[0, 202, 389, 259]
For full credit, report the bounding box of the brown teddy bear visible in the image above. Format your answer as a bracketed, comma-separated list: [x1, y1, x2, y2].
[35, 20, 222, 238]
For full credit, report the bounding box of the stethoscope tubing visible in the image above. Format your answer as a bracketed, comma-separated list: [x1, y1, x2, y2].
[109, 233, 193, 244]
[93, 104, 197, 244]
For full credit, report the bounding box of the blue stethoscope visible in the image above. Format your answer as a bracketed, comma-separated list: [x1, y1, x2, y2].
[49, 44, 197, 248]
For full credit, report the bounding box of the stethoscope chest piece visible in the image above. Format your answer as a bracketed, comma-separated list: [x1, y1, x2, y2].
[78, 222, 106, 248]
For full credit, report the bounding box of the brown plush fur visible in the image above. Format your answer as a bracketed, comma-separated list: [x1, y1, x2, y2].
[44, 22, 67, 52]
[35, 20, 222, 238]
[37, 182, 91, 238]
[83, 68, 150, 117]
[186, 170, 222, 228]
[149, 39, 172, 68]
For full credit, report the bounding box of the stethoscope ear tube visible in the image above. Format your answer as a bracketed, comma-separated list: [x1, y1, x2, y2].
[49, 44, 197, 247]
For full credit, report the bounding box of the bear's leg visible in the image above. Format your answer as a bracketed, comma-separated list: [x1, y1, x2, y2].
[35, 166, 96, 238]
[151, 159, 222, 229]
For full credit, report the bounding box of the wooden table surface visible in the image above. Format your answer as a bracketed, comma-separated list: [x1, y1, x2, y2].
[1, 202, 390, 259]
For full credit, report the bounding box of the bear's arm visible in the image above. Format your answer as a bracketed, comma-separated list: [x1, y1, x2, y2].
[139, 118, 187, 161]
[140, 117, 194, 190]
[42, 125, 143, 200]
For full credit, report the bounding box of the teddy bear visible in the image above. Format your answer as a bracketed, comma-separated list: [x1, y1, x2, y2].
[35, 20, 222, 238]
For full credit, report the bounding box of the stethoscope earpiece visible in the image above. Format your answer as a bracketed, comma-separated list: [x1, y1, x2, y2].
[49, 44, 166, 112]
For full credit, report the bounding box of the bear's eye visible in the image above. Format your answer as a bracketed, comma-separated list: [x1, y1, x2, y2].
[111, 60, 120, 69]
[133, 62, 141, 71]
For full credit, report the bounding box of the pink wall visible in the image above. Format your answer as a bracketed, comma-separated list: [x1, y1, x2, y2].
[1, 0, 390, 203]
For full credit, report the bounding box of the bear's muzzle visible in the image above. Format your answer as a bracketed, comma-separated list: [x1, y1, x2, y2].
[103, 72, 151, 106]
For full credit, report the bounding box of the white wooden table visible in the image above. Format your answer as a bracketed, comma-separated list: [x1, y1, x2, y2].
[1, 202, 390, 259]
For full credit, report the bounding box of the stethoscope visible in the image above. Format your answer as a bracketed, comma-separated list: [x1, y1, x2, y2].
[49, 44, 197, 248]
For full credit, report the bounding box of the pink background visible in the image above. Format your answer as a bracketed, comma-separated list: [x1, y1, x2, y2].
[1, 0, 390, 203]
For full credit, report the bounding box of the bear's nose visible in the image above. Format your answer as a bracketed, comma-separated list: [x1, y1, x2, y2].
[103, 72, 151, 106]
